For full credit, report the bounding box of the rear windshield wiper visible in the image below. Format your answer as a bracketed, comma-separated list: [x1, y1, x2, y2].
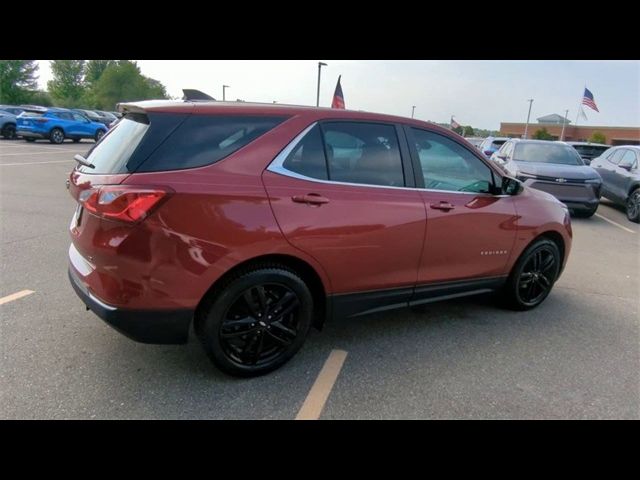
[74, 154, 95, 169]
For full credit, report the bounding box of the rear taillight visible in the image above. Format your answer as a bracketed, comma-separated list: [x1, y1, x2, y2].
[79, 186, 172, 223]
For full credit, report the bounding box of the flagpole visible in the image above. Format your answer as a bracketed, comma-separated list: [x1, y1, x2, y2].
[575, 84, 585, 127]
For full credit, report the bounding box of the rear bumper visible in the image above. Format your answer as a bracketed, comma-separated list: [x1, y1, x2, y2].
[68, 265, 192, 344]
[17, 130, 46, 139]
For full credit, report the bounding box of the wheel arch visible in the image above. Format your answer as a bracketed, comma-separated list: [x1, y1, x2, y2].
[193, 253, 329, 335]
[628, 183, 640, 198]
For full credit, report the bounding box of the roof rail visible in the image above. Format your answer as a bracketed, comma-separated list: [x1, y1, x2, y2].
[182, 89, 216, 101]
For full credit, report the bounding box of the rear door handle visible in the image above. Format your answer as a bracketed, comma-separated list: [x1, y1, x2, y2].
[430, 201, 455, 211]
[291, 194, 330, 205]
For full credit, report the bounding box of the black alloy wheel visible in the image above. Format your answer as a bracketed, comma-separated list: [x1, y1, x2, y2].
[220, 284, 302, 367]
[197, 266, 313, 377]
[504, 239, 560, 310]
[2, 123, 16, 139]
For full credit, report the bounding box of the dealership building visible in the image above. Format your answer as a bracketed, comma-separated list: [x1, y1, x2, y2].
[500, 114, 640, 145]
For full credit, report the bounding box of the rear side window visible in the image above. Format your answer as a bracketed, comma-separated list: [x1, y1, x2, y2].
[608, 149, 625, 165]
[136, 115, 287, 173]
[321, 122, 405, 187]
[80, 113, 287, 174]
[282, 125, 328, 180]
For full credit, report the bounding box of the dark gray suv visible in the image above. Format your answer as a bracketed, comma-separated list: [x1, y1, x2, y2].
[590, 146, 640, 223]
[490, 139, 603, 217]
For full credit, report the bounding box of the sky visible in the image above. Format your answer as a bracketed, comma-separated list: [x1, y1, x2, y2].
[35, 60, 640, 131]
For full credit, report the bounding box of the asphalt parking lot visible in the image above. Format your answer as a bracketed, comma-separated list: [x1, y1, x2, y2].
[1, 139, 638, 420]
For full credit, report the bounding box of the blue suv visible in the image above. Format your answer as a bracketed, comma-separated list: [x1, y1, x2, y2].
[16, 107, 107, 144]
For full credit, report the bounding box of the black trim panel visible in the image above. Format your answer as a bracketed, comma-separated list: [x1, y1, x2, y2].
[329, 276, 507, 320]
[68, 267, 192, 345]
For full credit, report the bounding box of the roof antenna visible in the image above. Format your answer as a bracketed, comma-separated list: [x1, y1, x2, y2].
[182, 89, 216, 101]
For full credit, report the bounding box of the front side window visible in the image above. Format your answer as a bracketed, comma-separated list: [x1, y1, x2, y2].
[411, 128, 494, 193]
[618, 150, 638, 169]
[321, 122, 405, 187]
[608, 149, 626, 165]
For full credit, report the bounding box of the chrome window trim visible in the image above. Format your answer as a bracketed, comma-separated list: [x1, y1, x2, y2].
[266, 122, 508, 197]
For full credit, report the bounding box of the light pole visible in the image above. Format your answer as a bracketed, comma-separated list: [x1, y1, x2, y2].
[316, 62, 327, 107]
[523, 98, 534, 139]
[411, 106, 416, 118]
[223, 85, 230, 102]
[560, 109, 569, 141]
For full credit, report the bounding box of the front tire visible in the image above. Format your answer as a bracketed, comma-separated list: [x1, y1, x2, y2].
[95, 129, 105, 142]
[503, 238, 561, 310]
[197, 266, 314, 377]
[49, 128, 64, 144]
[627, 189, 640, 223]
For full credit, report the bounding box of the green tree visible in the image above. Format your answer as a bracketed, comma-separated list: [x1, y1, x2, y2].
[47, 60, 86, 107]
[463, 125, 475, 136]
[91, 60, 168, 110]
[589, 131, 607, 144]
[84, 60, 115, 86]
[532, 127, 554, 140]
[0, 60, 39, 104]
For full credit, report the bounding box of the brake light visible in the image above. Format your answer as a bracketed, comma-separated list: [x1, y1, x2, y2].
[79, 186, 172, 223]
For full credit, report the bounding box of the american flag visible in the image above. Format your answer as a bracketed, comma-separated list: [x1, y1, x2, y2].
[331, 75, 345, 109]
[450, 117, 460, 129]
[582, 87, 599, 112]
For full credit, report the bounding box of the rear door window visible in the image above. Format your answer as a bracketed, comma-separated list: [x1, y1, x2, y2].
[320, 121, 405, 187]
[282, 125, 328, 180]
[608, 149, 626, 165]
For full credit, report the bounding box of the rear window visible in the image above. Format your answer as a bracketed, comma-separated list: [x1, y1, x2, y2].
[80, 113, 287, 174]
[571, 145, 609, 157]
[491, 140, 506, 148]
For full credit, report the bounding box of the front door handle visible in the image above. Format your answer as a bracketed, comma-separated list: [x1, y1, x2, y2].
[291, 194, 330, 205]
[430, 201, 455, 211]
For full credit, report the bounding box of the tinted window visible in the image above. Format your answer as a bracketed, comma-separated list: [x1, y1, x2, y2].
[81, 113, 151, 174]
[412, 128, 494, 193]
[608, 149, 626, 165]
[282, 125, 328, 180]
[619, 150, 637, 168]
[572, 145, 609, 158]
[137, 115, 287, 173]
[513, 143, 583, 165]
[72, 113, 88, 122]
[321, 122, 405, 187]
[491, 139, 507, 148]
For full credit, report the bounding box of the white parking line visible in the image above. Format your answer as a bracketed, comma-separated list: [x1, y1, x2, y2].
[0, 150, 80, 157]
[296, 349, 348, 420]
[594, 213, 636, 234]
[0, 160, 73, 166]
[0, 290, 35, 305]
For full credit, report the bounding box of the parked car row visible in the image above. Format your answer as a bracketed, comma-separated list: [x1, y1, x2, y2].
[0, 104, 122, 142]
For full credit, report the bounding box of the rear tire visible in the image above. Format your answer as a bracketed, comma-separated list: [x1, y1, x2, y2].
[626, 189, 640, 223]
[49, 128, 64, 144]
[503, 238, 561, 311]
[197, 265, 313, 377]
[2, 123, 16, 139]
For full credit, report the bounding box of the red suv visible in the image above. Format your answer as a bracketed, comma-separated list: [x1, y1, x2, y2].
[68, 97, 572, 376]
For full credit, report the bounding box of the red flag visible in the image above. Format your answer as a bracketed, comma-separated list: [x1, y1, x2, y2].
[331, 75, 345, 109]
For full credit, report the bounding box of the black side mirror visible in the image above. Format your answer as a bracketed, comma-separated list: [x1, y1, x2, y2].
[502, 176, 523, 196]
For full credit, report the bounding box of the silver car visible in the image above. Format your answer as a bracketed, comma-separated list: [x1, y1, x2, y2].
[491, 139, 603, 217]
